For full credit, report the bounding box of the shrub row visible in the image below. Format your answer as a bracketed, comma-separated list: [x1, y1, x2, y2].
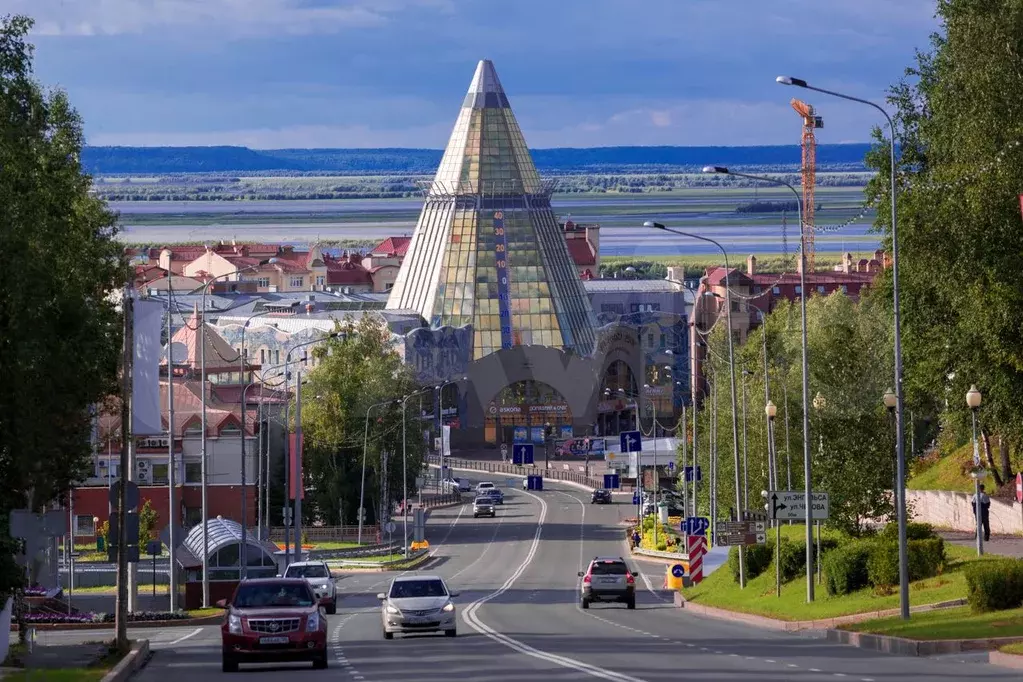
[824, 536, 945, 596]
[964, 560, 1023, 612]
[727, 537, 839, 584]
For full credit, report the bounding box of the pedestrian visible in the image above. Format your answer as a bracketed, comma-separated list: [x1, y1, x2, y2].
[972, 483, 991, 542]
[632, 529, 641, 550]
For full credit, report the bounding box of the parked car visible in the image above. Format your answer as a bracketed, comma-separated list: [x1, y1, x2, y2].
[282, 561, 337, 614]
[219, 578, 328, 672]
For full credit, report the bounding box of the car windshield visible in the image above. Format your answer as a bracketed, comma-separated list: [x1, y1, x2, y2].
[474, 498, 491, 504]
[389, 579, 448, 599]
[285, 565, 328, 579]
[590, 561, 628, 575]
[478, 483, 494, 488]
[233, 583, 315, 608]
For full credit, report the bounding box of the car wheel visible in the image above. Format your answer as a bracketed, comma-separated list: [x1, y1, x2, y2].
[445, 629, 457, 638]
[312, 653, 328, 670]
[326, 603, 337, 615]
[383, 630, 394, 640]
[221, 656, 238, 673]
[580, 598, 590, 609]
[627, 598, 636, 610]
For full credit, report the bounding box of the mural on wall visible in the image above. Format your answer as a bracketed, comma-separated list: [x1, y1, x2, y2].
[403, 325, 473, 385]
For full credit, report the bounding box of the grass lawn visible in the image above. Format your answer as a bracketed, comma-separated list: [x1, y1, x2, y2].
[311, 541, 362, 550]
[70, 584, 169, 595]
[1001, 642, 1023, 655]
[2, 669, 109, 682]
[185, 607, 223, 619]
[680, 530, 998, 622]
[845, 605, 1023, 640]
[908, 444, 977, 493]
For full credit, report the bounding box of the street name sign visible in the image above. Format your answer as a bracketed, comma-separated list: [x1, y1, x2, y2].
[714, 520, 767, 546]
[767, 490, 830, 521]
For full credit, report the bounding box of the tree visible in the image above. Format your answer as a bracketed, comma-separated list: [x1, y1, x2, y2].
[299, 315, 427, 526]
[866, 0, 1023, 485]
[0, 15, 125, 598]
[138, 500, 158, 548]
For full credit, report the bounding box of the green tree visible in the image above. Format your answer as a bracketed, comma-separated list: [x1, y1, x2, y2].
[299, 316, 427, 526]
[138, 500, 159, 548]
[0, 15, 125, 598]
[866, 0, 1023, 485]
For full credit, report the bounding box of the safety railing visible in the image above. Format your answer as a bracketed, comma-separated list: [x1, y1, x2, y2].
[428, 455, 606, 490]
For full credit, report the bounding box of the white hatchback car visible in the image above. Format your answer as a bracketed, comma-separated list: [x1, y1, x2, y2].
[476, 481, 495, 493]
[378, 575, 459, 639]
[282, 561, 337, 614]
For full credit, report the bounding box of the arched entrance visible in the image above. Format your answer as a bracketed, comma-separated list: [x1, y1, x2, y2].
[486, 380, 574, 446]
[597, 358, 640, 437]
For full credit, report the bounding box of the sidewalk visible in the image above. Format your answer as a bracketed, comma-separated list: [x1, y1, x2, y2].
[938, 530, 1023, 558]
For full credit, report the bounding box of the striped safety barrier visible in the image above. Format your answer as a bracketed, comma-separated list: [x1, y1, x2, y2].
[686, 535, 707, 584]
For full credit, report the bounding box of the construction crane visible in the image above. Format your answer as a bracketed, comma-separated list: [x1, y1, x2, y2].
[791, 99, 823, 272]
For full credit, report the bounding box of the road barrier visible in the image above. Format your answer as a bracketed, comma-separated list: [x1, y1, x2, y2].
[429, 455, 606, 489]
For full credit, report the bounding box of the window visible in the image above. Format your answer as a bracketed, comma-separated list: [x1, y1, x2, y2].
[841, 285, 848, 294]
[220, 423, 241, 437]
[794, 286, 802, 294]
[630, 303, 640, 313]
[659, 334, 666, 348]
[601, 303, 625, 314]
[730, 301, 740, 313]
[185, 507, 202, 527]
[260, 348, 266, 364]
[74, 515, 96, 537]
[274, 350, 281, 364]
[772, 286, 780, 295]
[647, 333, 655, 347]
[817, 285, 826, 294]
[315, 275, 325, 286]
[185, 462, 202, 483]
[385, 283, 394, 291]
[256, 277, 270, 288]
[290, 276, 304, 288]
[302, 350, 308, 367]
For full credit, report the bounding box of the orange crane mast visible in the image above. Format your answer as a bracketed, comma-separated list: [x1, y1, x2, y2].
[791, 99, 823, 272]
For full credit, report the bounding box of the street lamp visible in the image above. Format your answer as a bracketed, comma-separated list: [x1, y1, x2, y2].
[643, 221, 744, 588]
[401, 386, 438, 557]
[966, 385, 984, 556]
[692, 165, 815, 601]
[883, 388, 898, 507]
[359, 398, 401, 545]
[197, 257, 278, 606]
[777, 74, 907, 617]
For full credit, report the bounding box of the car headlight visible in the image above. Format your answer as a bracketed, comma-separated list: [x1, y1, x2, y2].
[442, 602, 454, 613]
[386, 604, 400, 615]
[319, 583, 330, 591]
[306, 611, 320, 632]
[228, 613, 242, 635]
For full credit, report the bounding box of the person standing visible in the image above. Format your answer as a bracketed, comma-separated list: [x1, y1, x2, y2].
[972, 484, 991, 542]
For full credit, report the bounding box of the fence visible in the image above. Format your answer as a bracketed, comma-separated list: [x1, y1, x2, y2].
[268, 525, 380, 544]
[429, 455, 606, 490]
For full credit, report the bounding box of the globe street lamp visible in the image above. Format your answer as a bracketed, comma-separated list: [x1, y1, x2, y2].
[966, 385, 984, 556]
[777, 74, 908, 619]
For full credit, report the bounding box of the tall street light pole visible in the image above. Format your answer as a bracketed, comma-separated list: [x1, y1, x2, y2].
[748, 301, 775, 489]
[966, 385, 984, 556]
[643, 220, 745, 588]
[777, 75, 906, 615]
[693, 165, 812, 600]
[359, 399, 399, 545]
[401, 386, 436, 557]
[883, 388, 898, 512]
[197, 258, 276, 606]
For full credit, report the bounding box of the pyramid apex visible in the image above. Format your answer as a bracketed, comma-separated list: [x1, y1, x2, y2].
[464, 59, 508, 109]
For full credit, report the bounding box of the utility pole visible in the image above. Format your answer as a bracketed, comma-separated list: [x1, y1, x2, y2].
[166, 279, 177, 611]
[294, 369, 304, 563]
[115, 284, 132, 652]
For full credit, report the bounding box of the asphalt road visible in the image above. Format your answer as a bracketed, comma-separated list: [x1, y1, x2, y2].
[58, 475, 1019, 681]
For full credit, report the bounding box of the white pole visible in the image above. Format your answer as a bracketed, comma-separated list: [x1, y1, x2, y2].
[166, 284, 177, 611]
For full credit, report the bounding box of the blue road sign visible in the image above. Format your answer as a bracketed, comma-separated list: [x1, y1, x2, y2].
[620, 430, 642, 453]
[682, 516, 710, 536]
[603, 473, 621, 490]
[684, 466, 703, 482]
[671, 564, 685, 578]
[513, 444, 534, 465]
[667, 461, 675, 471]
[632, 494, 641, 505]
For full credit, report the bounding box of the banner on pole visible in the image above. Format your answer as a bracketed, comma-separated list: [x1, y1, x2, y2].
[132, 297, 164, 435]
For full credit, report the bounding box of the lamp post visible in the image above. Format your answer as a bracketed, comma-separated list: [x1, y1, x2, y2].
[692, 165, 814, 601]
[777, 74, 906, 616]
[966, 385, 984, 556]
[740, 369, 750, 508]
[401, 386, 436, 557]
[544, 421, 552, 470]
[748, 301, 775, 489]
[435, 377, 467, 490]
[883, 388, 898, 512]
[644, 220, 745, 588]
[359, 399, 400, 545]
[197, 257, 277, 606]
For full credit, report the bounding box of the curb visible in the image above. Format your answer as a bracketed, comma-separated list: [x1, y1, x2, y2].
[825, 629, 1023, 657]
[676, 596, 968, 632]
[101, 639, 149, 682]
[990, 651, 1023, 670]
[11, 615, 221, 632]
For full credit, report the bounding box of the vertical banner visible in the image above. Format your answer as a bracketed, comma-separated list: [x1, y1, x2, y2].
[492, 211, 514, 350]
[289, 433, 304, 500]
[441, 425, 451, 457]
[132, 297, 164, 435]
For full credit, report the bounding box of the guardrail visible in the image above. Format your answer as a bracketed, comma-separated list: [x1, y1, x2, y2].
[428, 455, 606, 489]
[269, 524, 379, 543]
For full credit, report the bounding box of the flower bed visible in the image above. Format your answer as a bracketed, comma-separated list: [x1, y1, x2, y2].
[22, 610, 195, 625]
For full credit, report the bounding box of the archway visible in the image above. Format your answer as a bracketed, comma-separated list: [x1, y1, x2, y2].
[597, 359, 640, 437]
[486, 380, 574, 447]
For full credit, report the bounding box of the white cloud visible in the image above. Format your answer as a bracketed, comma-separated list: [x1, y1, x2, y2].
[17, 0, 454, 37]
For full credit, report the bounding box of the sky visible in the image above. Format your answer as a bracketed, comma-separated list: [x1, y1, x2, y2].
[13, 0, 941, 149]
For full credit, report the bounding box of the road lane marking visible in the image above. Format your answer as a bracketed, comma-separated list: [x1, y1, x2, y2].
[462, 489, 651, 682]
[167, 627, 203, 645]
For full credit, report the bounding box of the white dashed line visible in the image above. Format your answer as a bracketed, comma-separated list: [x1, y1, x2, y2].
[810, 669, 822, 673]
[765, 659, 776, 664]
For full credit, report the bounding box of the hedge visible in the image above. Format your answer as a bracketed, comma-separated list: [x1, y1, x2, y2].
[880, 521, 936, 541]
[964, 559, 1023, 613]
[867, 538, 945, 590]
[823, 540, 873, 596]
[727, 542, 774, 582]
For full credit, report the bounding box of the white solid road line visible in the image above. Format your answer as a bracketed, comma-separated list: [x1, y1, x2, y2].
[461, 489, 651, 682]
[166, 627, 203, 645]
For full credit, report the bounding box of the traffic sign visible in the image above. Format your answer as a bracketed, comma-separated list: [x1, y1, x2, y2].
[667, 461, 674, 471]
[767, 490, 830, 520]
[384, 521, 397, 534]
[357, 507, 366, 521]
[681, 516, 710, 536]
[620, 430, 642, 453]
[632, 494, 641, 505]
[109, 481, 140, 511]
[683, 466, 703, 482]
[500, 443, 509, 457]
[603, 473, 620, 490]
[513, 444, 534, 465]
[671, 564, 685, 578]
[715, 520, 767, 546]
[1017, 472, 1022, 504]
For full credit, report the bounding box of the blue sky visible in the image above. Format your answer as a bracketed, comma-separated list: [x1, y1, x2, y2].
[16, 0, 940, 149]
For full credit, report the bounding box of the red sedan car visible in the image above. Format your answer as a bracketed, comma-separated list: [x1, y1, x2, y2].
[219, 578, 328, 672]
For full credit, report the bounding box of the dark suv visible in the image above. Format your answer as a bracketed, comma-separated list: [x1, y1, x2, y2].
[219, 578, 328, 672]
[578, 556, 637, 609]
[590, 489, 612, 504]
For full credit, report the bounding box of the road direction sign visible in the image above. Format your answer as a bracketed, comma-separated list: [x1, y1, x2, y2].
[632, 494, 641, 505]
[714, 520, 767, 546]
[767, 491, 830, 520]
[667, 461, 674, 471]
[681, 516, 710, 536]
[384, 521, 397, 534]
[619, 430, 642, 453]
[671, 564, 685, 578]
[683, 466, 703, 482]
[513, 443, 534, 465]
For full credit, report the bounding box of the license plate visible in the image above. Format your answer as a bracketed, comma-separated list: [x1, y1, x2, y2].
[259, 636, 289, 645]
[600, 578, 618, 584]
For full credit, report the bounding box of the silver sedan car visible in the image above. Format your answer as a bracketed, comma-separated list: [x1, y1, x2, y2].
[377, 575, 459, 639]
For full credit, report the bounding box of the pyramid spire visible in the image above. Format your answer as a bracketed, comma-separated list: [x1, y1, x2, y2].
[387, 60, 597, 360]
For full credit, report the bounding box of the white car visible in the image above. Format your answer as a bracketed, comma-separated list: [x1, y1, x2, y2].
[476, 481, 495, 492]
[378, 575, 459, 639]
[453, 477, 471, 492]
[283, 561, 337, 614]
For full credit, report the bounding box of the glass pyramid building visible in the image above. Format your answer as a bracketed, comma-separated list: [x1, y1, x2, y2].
[386, 59, 598, 360]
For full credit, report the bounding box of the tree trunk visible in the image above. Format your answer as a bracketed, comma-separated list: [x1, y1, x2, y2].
[998, 435, 1013, 483]
[981, 429, 1004, 487]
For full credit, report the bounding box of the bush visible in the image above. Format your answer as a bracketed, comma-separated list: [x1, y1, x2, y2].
[908, 538, 945, 580]
[964, 560, 1023, 613]
[776, 537, 840, 583]
[727, 542, 774, 583]
[868, 538, 946, 591]
[880, 521, 935, 541]
[867, 540, 900, 591]
[824, 540, 873, 596]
